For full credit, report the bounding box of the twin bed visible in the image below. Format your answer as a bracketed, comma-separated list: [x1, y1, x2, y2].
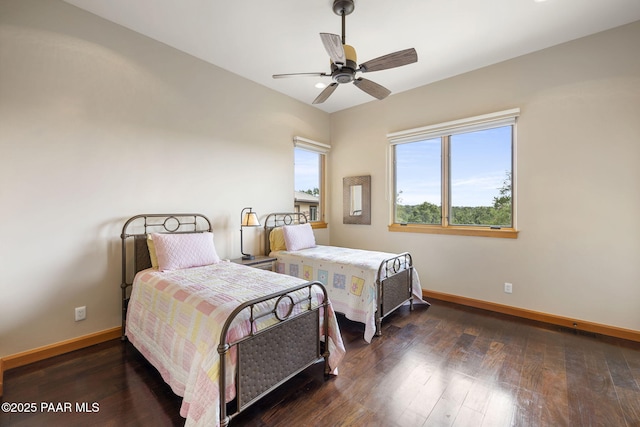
[265, 212, 427, 343]
[121, 212, 426, 426]
[121, 214, 344, 427]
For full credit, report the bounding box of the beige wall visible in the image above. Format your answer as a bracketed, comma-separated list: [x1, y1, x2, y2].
[1, 0, 638, 360]
[0, 0, 330, 357]
[328, 21, 640, 333]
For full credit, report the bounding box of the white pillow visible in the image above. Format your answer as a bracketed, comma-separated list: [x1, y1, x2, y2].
[151, 232, 220, 271]
[282, 223, 316, 251]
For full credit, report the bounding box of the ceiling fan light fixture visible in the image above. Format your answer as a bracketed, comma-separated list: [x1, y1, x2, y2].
[334, 69, 355, 84]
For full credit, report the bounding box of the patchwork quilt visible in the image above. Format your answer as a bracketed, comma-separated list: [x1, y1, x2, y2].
[126, 261, 345, 427]
[271, 245, 425, 342]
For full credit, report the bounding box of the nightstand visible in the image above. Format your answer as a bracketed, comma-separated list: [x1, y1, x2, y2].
[230, 255, 277, 271]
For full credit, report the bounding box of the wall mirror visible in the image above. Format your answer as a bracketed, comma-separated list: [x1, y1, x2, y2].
[343, 175, 371, 225]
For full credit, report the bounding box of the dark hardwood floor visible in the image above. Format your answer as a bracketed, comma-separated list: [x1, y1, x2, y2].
[2, 299, 640, 426]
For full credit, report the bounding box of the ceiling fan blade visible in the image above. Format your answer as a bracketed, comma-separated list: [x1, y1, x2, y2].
[358, 48, 418, 73]
[272, 72, 329, 79]
[320, 33, 346, 65]
[353, 78, 391, 100]
[312, 83, 339, 104]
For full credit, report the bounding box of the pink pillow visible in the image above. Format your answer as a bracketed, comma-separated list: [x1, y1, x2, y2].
[151, 232, 220, 271]
[282, 223, 316, 251]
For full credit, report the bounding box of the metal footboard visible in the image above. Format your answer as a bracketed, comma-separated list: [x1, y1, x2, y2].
[262, 212, 418, 340]
[375, 252, 414, 336]
[218, 281, 330, 427]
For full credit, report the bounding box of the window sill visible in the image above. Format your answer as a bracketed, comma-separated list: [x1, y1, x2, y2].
[388, 223, 518, 239]
[310, 221, 328, 230]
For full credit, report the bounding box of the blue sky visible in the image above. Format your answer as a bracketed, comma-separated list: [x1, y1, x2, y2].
[294, 149, 320, 192]
[396, 126, 512, 207]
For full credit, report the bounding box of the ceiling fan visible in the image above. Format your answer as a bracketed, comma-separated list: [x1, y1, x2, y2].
[272, 0, 418, 105]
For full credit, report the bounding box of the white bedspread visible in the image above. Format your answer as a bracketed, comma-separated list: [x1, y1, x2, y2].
[125, 261, 345, 426]
[271, 245, 425, 342]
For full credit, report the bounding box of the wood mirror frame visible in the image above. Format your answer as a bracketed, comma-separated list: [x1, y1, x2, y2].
[343, 175, 371, 225]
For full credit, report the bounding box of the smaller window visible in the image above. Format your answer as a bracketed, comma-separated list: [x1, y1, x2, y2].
[293, 137, 329, 227]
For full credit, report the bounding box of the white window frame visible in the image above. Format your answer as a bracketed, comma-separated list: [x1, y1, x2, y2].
[387, 109, 519, 238]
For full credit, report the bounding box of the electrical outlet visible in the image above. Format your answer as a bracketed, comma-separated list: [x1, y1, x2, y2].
[504, 283, 513, 294]
[75, 306, 86, 321]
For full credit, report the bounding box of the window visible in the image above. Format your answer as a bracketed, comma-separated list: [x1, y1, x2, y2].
[389, 109, 518, 238]
[293, 136, 329, 227]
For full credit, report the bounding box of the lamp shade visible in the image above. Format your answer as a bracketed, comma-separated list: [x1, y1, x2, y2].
[242, 211, 260, 227]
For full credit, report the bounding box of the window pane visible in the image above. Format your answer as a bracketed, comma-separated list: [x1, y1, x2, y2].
[394, 139, 441, 224]
[449, 126, 512, 227]
[294, 148, 321, 222]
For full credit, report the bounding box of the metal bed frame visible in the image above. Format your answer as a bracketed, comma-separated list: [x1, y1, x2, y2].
[121, 213, 331, 426]
[264, 212, 415, 337]
[120, 213, 213, 338]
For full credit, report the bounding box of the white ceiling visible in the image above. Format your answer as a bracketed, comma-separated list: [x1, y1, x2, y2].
[63, 0, 640, 113]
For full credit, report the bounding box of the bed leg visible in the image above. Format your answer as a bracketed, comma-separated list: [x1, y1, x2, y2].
[376, 316, 382, 337]
[324, 359, 331, 379]
[322, 343, 330, 378]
